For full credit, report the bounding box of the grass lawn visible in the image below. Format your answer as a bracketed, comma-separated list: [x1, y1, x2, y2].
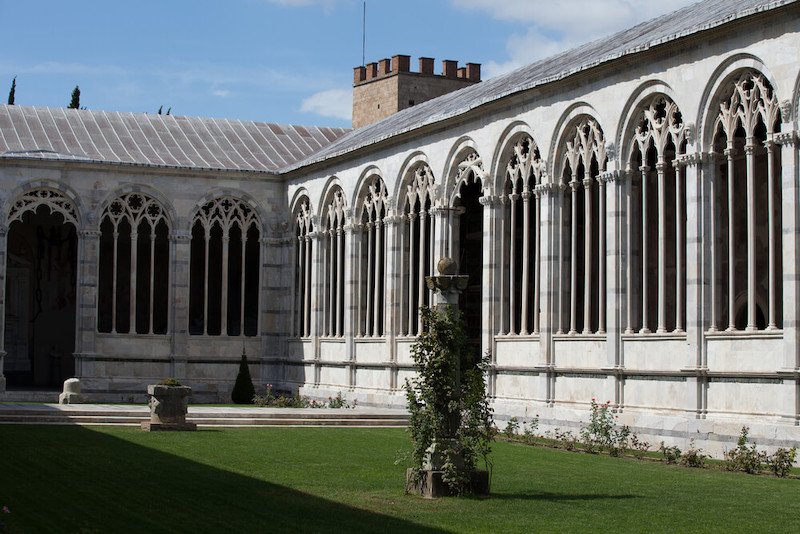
[2, 426, 799, 533]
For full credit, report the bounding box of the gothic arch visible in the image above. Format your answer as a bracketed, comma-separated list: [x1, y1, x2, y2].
[443, 137, 489, 207]
[289, 187, 313, 223]
[698, 54, 779, 148]
[95, 184, 177, 230]
[190, 188, 266, 235]
[353, 166, 385, 220]
[188, 191, 262, 337]
[490, 121, 538, 194]
[394, 151, 434, 208]
[550, 104, 607, 181]
[317, 176, 349, 225]
[5, 181, 84, 229]
[617, 81, 685, 163]
[96, 190, 172, 335]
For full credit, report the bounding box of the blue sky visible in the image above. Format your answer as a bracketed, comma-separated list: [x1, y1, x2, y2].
[0, 0, 695, 128]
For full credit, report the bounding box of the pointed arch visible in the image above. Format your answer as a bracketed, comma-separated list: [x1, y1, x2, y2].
[552, 112, 608, 335]
[620, 92, 688, 335]
[354, 173, 388, 337]
[291, 192, 314, 338]
[188, 194, 261, 337]
[319, 183, 347, 338]
[706, 66, 783, 332]
[97, 191, 172, 335]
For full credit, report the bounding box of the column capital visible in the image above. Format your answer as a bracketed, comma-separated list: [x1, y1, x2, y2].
[534, 183, 561, 196]
[383, 214, 404, 226]
[569, 179, 581, 192]
[582, 177, 593, 189]
[478, 194, 500, 207]
[723, 147, 737, 159]
[774, 130, 799, 147]
[79, 229, 101, 239]
[521, 190, 532, 201]
[597, 170, 620, 184]
[655, 161, 670, 172]
[675, 152, 703, 168]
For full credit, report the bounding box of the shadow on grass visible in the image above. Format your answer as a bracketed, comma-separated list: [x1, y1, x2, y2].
[2, 425, 445, 533]
[490, 491, 637, 502]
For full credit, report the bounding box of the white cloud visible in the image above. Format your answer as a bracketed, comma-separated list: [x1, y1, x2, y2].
[300, 88, 352, 121]
[451, 0, 698, 78]
[212, 89, 232, 97]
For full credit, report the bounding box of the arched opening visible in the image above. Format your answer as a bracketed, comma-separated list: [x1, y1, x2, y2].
[5, 203, 77, 388]
[711, 71, 782, 331]
[188, 197, 261, 337]
[455, 176, 483, 353]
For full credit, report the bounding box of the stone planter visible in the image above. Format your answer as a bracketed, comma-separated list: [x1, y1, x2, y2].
[141, 384, 197, 431]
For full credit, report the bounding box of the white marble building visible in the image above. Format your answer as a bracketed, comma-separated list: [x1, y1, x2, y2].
[2, 0, 800, 451]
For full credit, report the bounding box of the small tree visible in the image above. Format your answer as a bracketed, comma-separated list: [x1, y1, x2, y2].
[68, 86, 80, 109]
[405, 305, 494, 494]
[231, 348, 255, 404]
[7, 76, 16, 105]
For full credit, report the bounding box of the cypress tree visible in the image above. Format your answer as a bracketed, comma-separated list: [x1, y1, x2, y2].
[157, 105, 163, 115]
[7, 76, 15, 105]
[68, 86, 80, 109]
[231, 347, 255, 404]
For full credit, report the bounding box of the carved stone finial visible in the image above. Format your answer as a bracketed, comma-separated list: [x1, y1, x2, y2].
[605, 142, 617, 161]
[780, 100, 793, 122]
[684, 122, 696, 144]
[437, 257, 458, 276]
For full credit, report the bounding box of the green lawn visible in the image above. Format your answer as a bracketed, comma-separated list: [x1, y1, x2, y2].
[2, 426, 799, 533]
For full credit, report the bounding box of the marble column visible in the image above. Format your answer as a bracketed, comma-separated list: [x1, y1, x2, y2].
[170, 229, 192, 380]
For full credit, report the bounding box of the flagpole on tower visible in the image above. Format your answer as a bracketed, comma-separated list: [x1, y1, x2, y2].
[362, 1, 367, 67]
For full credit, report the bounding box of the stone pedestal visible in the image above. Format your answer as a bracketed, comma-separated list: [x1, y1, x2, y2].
[141, 384, 197, 431]
[405, 468, 490, 499]
[59, 378, 84, 404]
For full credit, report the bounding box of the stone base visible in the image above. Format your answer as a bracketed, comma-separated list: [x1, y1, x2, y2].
[405, 468, 489, 498]
[59, 392, 84, 404]
[141, 421, 197, 432]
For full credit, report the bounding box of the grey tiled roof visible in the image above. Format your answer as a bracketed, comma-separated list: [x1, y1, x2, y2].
[283, 0, 795, 172]
[0, 105, 350, 173]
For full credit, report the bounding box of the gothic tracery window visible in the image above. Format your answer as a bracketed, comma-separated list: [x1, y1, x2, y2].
[321, 188, 347, 338]
[293, 198, 314, 338]
[626, 96, 687, 334]
[189, 197, 260, 337]
[400, 164, 436, 336]
[558, 119, 608, 335]
[98, 193, 170, 335]
[356, 177, 387, 338]
[712, 71, 782, 331]
[498, 137, 545, 336]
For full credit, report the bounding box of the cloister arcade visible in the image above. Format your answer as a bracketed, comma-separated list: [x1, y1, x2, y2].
[2, 0, 800, 451]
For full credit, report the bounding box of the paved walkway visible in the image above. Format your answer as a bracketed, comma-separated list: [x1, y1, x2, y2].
[0, 402, 409, 428]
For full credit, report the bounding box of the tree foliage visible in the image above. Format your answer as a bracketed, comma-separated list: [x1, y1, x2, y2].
[68, 86, 80, 109]
[7, 76, 16, 105]
[405, 305, 494, 494]
[231, 349, 255, 404]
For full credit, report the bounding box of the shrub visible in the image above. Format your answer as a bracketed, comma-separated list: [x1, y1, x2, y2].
[630, 434, 651, 460]
[554, 429, 578, 451]
[580, 399, 630, 455]
[680, 440, 706, 468]
[660, 442, 682, 464]
[522, 416, 539, 445]
[503, 417, 520, 439]
[724, 427, 766, 474]
[158, 378, 182, 387]
[767, 447, 797, 478]
[231, 350, 255, 405]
